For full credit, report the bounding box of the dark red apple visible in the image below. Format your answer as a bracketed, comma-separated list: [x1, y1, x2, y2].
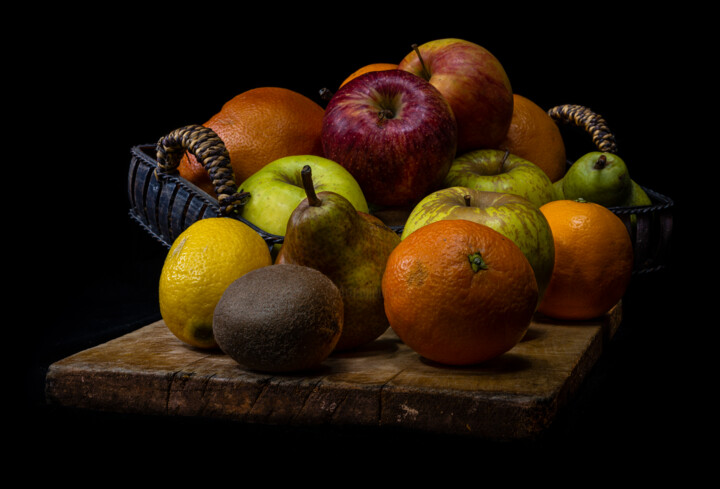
[398, 38, 514, 154]
[320, 69, 458, 208]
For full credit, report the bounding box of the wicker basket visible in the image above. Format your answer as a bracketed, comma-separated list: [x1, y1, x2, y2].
[128, 106, 674, 274]
[127, 125, 284, 250]
[548, 105, 674, 275]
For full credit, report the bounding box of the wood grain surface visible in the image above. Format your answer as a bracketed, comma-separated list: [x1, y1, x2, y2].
[45, 304, 621, 441]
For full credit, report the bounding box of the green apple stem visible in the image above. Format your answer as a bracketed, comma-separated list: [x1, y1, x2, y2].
[594, 155, 608, 170]
[411, 44, 431, 80]
[301, 165, 321, 207]
[464, 194, 472, 206]
[468, 252, 489, 273]
[502, 149, 510, 166]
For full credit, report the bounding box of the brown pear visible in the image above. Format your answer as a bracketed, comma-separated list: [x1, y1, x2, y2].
[280, 165, 401, 351]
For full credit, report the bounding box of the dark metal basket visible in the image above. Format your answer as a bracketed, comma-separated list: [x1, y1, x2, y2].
[128, 106, 674, 274]
[127, 125, 283, 250]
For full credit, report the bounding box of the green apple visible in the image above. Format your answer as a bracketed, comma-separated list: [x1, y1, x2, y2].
[239, 155, 369, 237]
[443, 149, 555, 208]
[401, 186, 555, 305]
[561, 152, 632, 207]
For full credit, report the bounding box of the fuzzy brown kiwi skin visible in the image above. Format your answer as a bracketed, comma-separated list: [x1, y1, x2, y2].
[213, 264, 344, 373]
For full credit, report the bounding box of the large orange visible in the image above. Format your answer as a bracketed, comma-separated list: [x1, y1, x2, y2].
[537, 199, 634, 320]
[382, 219, 538, 366]
[497, 94, 567, 183]
[339, 63, 399, 88]
[179, 87, 326, 196]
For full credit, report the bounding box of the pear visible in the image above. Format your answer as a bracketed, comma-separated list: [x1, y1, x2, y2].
[620, 180, 652, 207]
[614, 179, 653, 230]
[554, 156, 652, 208]
[561, 152, 633, 207]
[280, 165, 401, 351]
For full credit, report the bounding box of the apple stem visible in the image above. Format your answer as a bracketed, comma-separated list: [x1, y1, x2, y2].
[502, 149, 510, 165]
[411, 44, 431, 80]
[464, 195, 472, 206]
[301, 165, 321, 207]
[594, 154, 608, 170]
[319, 87, 334, 101]
[377, 108, 395, 125]
[468, 252, 489, 273]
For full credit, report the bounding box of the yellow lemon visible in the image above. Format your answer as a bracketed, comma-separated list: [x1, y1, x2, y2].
[159, 217, 272, 348]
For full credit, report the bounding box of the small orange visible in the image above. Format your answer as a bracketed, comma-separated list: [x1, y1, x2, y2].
[537, 199, 634, 320]
[179, 87, 326, 196]
[339, 63, 399, 88]
[497, 94, 567, 183]
[382, 219, 538, 366]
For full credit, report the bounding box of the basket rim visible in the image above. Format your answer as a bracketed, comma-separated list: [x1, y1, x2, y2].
[608, 186, 674, 215]
[129, 144, 285, 247]
[133, 142, 675, 209]
[129, 143, 675, 273]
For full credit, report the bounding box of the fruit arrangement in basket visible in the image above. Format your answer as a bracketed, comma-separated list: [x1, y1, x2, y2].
[133, 38, 673, 373]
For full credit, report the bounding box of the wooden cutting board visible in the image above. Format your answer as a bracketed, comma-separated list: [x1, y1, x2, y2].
[45, 304, 621, 441]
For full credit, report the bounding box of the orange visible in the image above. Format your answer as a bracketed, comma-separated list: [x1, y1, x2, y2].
[497, 94, 567, 183]
[179, 87, 326, 196]
[382, 219, 538, 366]
[537, 199, 634, 320]
[339, 63, 399, 88]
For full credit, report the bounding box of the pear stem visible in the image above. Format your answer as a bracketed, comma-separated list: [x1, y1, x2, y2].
[464, 194, 472, 206]
[411, 43, 431, 80]
[468, 252, 489, 273]
[594, 154, 608, 170]
[301, 165, 321, 207]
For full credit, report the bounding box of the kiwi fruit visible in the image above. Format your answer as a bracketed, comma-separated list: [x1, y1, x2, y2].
[213, 264, 343, 373]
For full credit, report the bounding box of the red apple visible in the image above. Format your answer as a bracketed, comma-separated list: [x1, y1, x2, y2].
[321, 69, 458, 208]
[398, 38, 514, 154]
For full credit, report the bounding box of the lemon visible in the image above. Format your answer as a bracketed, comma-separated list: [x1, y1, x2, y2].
[159, 217, 273, 348]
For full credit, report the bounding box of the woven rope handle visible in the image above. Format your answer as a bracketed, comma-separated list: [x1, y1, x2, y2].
[155, 124, 248, 216]
[547, 104, 618, 154]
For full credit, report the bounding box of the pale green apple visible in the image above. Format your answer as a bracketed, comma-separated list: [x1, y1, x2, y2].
[443, 149, 555, 208]
[239, 155, 369, 237]
[402, 186, 555, 305]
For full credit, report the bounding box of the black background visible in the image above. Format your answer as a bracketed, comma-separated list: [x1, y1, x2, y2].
[14, 7, 706, 473]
